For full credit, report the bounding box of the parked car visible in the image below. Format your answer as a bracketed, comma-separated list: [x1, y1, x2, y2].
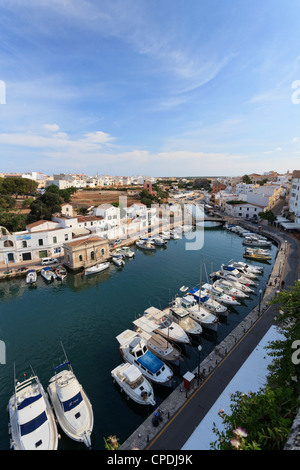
[41, 257, 58, 265]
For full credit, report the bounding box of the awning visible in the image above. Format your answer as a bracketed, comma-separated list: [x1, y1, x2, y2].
[280, 222, 300, 229]
[72, 228, 90, 236]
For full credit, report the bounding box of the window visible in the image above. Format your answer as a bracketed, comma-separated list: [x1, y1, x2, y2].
[64, 234, 68, 241]
[79, 254, 83, 262]
[38, 239, 43, 246]
[22, 241, 27, 248]
[101, 248, 104, 255]
[91, 251, 95, 260]
[53, 236, 57, 243]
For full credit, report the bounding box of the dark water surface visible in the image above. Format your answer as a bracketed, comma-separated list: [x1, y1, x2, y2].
[0, 226, 277, 450]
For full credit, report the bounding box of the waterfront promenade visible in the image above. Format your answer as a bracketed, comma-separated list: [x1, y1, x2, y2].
[120, 224, 300, 451]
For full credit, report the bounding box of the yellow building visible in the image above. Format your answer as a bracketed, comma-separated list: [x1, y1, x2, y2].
[63, 236, 110, 271]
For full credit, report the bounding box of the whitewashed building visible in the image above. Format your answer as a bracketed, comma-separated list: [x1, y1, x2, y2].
[289, 170, 300, 223]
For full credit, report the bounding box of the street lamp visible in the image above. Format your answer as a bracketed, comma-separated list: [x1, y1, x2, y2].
[197, 344, 202, 385]
[259, 289, 263, 313]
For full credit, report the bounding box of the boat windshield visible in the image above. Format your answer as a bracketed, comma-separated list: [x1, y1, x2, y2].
[160, 316, 172, 328]
[62, 391, 83, 412]
[20, 411, 47, 436]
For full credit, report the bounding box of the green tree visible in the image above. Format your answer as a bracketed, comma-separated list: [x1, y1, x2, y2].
[29, 191, 62, 222]
[211, 281, 300, 450]
[259, 210, 276, 224]
[242, 174, 252, 184]
[0, 209, 27, 232]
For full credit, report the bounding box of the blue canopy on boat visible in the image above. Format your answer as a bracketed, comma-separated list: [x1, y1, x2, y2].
[223, 266, 235, 271]
[137, 350, 163, 374]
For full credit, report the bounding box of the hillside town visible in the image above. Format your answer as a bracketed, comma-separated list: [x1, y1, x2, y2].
[0, 169, 299, 273]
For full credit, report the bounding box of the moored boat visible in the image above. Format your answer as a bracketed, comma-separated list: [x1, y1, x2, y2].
[47, 354, 94, 448]
[164, 306, 203, 336]
[8, 370, 58, 450]
[116, 330, 173, 387]
[112, 255, 125, 267]
[41, 266, 56, 282]
[26, 269, 37, 285]
[111, 363, 156, 406]
[84, 262, 110, 276]
[55, 265, 67, 280]
[202, 283, 241, 306]
[143, 306, 190, 344]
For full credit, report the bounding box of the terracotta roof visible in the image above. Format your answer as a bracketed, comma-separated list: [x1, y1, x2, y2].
[292, 170, 300, 179]
[26, 220, 57, 229]
[64, 236, 107, 248]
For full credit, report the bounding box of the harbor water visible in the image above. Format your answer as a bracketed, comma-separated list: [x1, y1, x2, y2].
[0, 225, 277, 450]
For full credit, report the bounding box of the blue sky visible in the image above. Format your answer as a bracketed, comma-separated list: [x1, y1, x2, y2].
[1, 0, 300, 177]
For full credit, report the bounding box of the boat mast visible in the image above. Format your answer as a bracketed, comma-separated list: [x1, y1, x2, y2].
[199, 254, 202, 310]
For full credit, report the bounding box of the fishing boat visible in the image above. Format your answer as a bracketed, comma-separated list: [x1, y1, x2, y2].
[26, 269, 37, 285]
[212, 274, 255, 293]
[143, 306, 190, 344]
[116, 330, 173, 387]
[243, 249, 272, 261]
[213, 279, 249, 298]
[164, 306, 203, 336]
[8, 369, 58, 450]
[133, 320, 183, 366]
[47, 346, 94, 448]
[187, 288, 228, 316]
[55, 265, 67, 280]
[84, 261, 110, 276]
[41, 266, 56, 282]
[173, 296, 219, 331]
[202, 283, 241, 306]
[112, 255, 125, 267]
[111, 363, 156, 406]
[136, 240, 156, 250]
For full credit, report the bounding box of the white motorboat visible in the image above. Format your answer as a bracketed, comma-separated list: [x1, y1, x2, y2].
[164, 306, 202, 336]
[26, 269, 37, 285]
[136, 240, 156, 250]
[143, 306, 190, 344]
[202, 283, 241, 306]
[214, 274, 255, 293]
[55, 265, 67, 280]
[112, 255, 125, 267]
[228, 260, 264, 275]
[243, 238, 271, 248]
[170, 230, 181, 240]
[48, 350, 94, 448]
[41, 266, 56, 282]
[8, 370, 58, 450]
[213, 279, 249, 298]
[133, 321, 183, 366]
[187, 288, 228, 316]
[160, 231, 170, 239]
[214, 267, 256, 286]
[173, 296, 219, 331]
[116, 330, 173, 386]
[111, 363, 156, 406]
[179, 285, 189, 292]
[119, 246, 135, 258]
[221, 264, 257, 279]
[151, 237, 167, 246]
[84, 261, 110, 276]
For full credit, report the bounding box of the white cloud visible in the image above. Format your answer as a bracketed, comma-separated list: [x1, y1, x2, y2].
[43, 123, 60, 132]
